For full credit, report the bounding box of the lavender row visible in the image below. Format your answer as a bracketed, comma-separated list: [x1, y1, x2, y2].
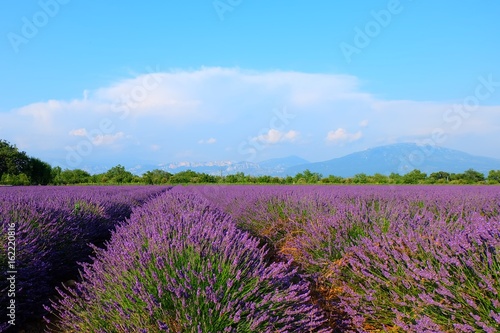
[0, 186, 169, 330]
[340, 214, 500, 332]
[187, 185, 500, 332]
[46, 188, 330, 332]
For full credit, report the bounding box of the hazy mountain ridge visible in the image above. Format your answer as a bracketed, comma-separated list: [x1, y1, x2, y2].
[128, 144, 500, 177]
[285, 143, 500, 177]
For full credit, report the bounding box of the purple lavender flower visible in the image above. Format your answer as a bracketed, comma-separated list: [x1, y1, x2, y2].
[46, 189, 330, 332]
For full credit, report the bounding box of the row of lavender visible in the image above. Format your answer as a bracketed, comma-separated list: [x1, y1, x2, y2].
[190, 185, 500, 332]
[0, 186, 169, 330]
[46, 188, 330, 332]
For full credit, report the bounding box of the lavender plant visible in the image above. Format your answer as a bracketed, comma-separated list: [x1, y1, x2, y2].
[339, 215, 500, 332]
[0, 186, 169, 329]
[4, 184, 500, 332]
[46, 190, 330, 332]
[191, 185, 500, 332]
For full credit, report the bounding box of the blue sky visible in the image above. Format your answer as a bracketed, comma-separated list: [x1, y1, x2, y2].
[1, 1, 499, 171]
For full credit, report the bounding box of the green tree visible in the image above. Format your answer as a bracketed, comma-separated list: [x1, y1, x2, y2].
[371, 173, 389, 184]
[271, 176, 283, 184]
[257, 175, 272, 183]
[59, 169, 91, 184]
[449, 172, 468, 184]
[402, 169, 427, 184]
[460, 169, 485, 183]
[199, 173, 217, 183]
[225, 174, 237, 183]
[294, 169, 322, 184]
[353, 173, 369, 184]
[429, 171, 451, 183]
[388, 172, 402, 184]
[225, 172, 248, 183]
[304, 169, 322, 183]
[169, 170, 199, 183]
[487, 170, 500, 184]
[234, 172, 247, 183]
[29, 157, 53, 185]
[142, 169, 172, 184]
[51, 166, 63, 184]
[0, 140, 30, 178]
[322, 175, 343, 183]
[0, 140, 56, 185]
[0, 173, 30, 185]
[105, 165, 134, 183]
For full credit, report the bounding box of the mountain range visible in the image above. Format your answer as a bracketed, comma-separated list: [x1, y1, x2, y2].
[132, 143, 500, 177]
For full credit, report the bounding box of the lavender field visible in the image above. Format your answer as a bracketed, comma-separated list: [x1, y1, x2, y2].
[195, 185, 500, 332]
[2, 185, 500, 332]
[0, 186, 170, 332]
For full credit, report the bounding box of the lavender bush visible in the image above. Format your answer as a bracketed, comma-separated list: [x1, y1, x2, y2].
[0, 186, 169, 330]
[3, 184, 499, 332]
[339, 215, 500, 332]
[189, 185, 500, 332]
[46, 190, 330, 332]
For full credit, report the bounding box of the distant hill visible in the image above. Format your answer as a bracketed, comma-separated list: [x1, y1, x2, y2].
[285, 143, 500, 177]
[126, 143, 500, 177]
[258, 155, 310, 174]
[131, 156, 310, 176]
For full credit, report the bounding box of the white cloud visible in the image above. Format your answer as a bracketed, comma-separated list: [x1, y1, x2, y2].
[359, 119, 369, 127]
[69, 128, 87, 137]
[198, 138, 217, 144]
[252, 129, 299, 144]
[92, 132, 125, 146]
[1, 67, 500, 165]
[326, 128, 363, 144]
[68, 128, 125, 146]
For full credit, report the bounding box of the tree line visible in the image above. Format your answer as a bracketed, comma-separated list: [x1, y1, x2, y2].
[0, 140, 52, 185]
[1, 139, 500, 185]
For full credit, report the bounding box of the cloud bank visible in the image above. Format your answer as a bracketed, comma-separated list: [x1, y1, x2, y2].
[326, 128, 363, 144]
[1, 67, 499, 169]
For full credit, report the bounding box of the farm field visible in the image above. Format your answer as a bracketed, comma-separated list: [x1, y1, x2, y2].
[1, 185, 500, 332]
[0, 186, 171, 332]
[193, 185, 500, 332]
